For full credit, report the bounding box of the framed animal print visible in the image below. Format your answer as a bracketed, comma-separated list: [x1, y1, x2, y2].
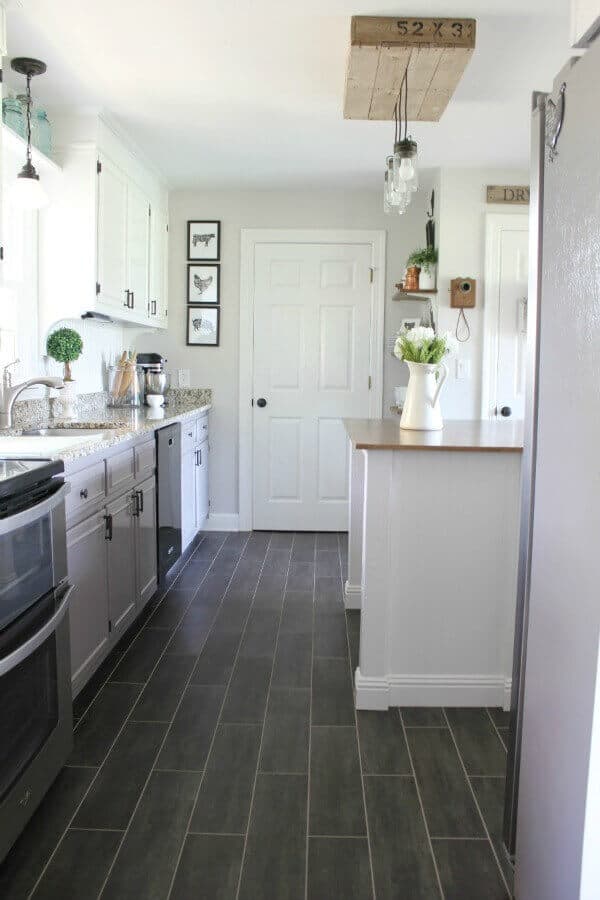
[187, 263, 220, 304]
[187, 306, 220, 346]
[187, 220, 220, 261]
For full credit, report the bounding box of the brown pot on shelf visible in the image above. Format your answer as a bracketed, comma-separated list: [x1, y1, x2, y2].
[404, 265, 421, 291]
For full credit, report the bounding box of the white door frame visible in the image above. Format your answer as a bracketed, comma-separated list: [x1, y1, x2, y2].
[481, 212, 529, 419]
[239, 228, 386, 532]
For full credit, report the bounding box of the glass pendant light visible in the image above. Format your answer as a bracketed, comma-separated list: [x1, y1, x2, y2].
[384, 66, 419, 214]
[10, 58, 48, 210]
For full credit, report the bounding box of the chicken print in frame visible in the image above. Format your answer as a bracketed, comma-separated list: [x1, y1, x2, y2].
[187, 307, 220, 346]
[187, 264, 220, 304]
[187, 220, 220, 261]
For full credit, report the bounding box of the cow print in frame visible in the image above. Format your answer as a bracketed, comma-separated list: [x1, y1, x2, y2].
[187, 220, 220, 261]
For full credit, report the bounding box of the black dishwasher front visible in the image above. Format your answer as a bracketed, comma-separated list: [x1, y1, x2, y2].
[156, 423, 182, 580]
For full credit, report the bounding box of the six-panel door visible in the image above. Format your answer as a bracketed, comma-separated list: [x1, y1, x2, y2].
[252, 241, 373, 530]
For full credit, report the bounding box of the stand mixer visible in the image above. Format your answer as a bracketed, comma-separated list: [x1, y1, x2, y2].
[137, 353, 170, 405]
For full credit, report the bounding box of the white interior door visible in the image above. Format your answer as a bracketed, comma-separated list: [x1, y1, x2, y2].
[252, 241, 374, 531]
[483, 214, 529, 420]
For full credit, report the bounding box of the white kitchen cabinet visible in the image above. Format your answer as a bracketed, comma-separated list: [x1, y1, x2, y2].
[181, 447, 197, 551]
[67, 511, 110, 695]
[135, 474, 158, 609]
[106, 490, 137, 636]
[195, 439, 209, 530]
[149, 199, 169, 324]
[96, 152, 128, 311]
[126, 180, 151, 316]
[181, 415, 210, 551]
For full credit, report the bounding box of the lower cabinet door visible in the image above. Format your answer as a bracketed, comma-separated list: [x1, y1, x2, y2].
[195, 439, 209, 530]
[181, 448, 196, 551]
[67, 511, 110, 694]
[106, 491, 136, 636]
[135, 475, 157, 609]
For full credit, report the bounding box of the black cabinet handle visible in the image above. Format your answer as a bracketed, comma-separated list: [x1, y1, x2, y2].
[130, 291, 135, 309]
[104, 514, 113, 540]
[151, 300, 157, 316]
[500, 406, 512, 417]
[123, 289, 130, 308]
[80, 488, 88, 499]
[138, 489, 144, 513]
[256, 398, 267, 408]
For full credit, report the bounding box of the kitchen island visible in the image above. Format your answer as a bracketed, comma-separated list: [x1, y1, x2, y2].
[344, 418, 523, 710]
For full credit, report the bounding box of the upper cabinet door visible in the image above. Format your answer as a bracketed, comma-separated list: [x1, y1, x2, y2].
[149, 201, 168, 325]
[127, 182, 151, 316]
[97, 153, 128, 311]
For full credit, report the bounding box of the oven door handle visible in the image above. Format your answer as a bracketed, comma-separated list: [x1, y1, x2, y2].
[0, 583, 73, 677]
[0, 482, 67, 536]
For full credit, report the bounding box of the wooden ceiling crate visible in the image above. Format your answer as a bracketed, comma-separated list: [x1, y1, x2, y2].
[344, 16, 476, 122]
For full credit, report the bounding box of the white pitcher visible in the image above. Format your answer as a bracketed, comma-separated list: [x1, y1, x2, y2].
[400, 361, 448, 431]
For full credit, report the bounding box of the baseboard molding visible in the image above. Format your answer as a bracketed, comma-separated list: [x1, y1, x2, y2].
[344, 581, 362, 610]
[202, 513, 240, 532]
[503, 678, 512, 712]
[355, 669, 511, 710]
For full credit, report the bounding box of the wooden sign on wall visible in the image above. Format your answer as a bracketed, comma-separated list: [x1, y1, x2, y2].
[486, 185, 530, 204]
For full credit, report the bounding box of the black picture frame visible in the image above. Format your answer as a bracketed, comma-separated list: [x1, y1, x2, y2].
[186, 306, 220, 347]
[187, 220, 220, 261]
[187, 263, 220, 304]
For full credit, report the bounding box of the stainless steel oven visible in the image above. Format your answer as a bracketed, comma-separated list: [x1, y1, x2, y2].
[0, 460, 73, 863]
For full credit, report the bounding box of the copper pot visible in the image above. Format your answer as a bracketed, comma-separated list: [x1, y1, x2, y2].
[404, 265, 421, 291]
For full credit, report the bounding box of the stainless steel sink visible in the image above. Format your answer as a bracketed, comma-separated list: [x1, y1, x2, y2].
[21, 427, 115, 437]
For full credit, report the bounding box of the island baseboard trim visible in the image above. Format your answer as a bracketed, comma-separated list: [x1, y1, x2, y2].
[202, 513, 240, 532]
[344, 581, 362, 609]
[355, 670, 512, 710]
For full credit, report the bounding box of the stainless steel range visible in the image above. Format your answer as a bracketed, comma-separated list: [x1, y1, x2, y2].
[0, 458, 73, 863]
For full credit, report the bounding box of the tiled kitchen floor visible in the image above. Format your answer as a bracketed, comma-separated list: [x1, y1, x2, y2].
[0, 531, 513, 899]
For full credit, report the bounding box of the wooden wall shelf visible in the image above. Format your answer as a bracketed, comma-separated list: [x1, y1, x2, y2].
[394, 287, 438, 295]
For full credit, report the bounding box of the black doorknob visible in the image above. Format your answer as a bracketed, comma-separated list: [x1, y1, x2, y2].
[256, 398, 267, 408]
[500, 406, 512, 417]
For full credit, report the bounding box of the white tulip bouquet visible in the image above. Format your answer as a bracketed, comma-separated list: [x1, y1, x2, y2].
[393, 326, 456, 365]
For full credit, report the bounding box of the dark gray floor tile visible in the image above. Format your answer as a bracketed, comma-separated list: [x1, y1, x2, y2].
[207, 551, 242, 579]
[316, 550, 341, 577]
[314, 586, 348, 658]
[212, 598, 251, 635]
[280, 592, 313, 634]
[365, 776, 440, 899]
[190, 723, 261, 834]
[433, 839, 510, 900]
[346, 611, 360, 672]
[72, 649, 123, 719]
[310, 726, 366, 836]
[407, 729, 484, 838]
[488, 707, 510, 728]
[171, 834, 244, 900]
[338, 532, 349, 552]
[175, 557, 212, 591]
[308, 837, 373, 900]
[157, 684, 225, 771]
[224, 531, 251, 550]
[445, 708, 507, 776]
[195, 533, 228, 556]
[262, 549, 291, 575]
[312, 657, 355, 726]
[358, 710, 411, 774]
[270, 532, 294, 549]
[221, 656, 272, 723]
[253, 576, 287, 612]
[316, 533, 339, 550]
[30, 828, 122, 900]
[238, 774, 307, 900]
[191, 571, 231, 604]
[191, 630, 241, 685]
[110, 628, 170, 683]
[291, 533, 316, 562]
[228, 560, 262, 591]
[73, 722, 166, 829]
[167, 615, 213, 656]
[146, 589, 194, 630]
[239, 609, 280, 659]
[0, 767, 96, 900]
[471, 777, 514, 887]
[131, 654, 196, 722]
[260, 688, 310, 774]
[402, 707, 447, 727]
[498, 728, 508, 748]
[70, 682, 143, 766]
[102, 770, 200, 899]
[242, 532, 271, 559]
[287, 561, 315, 591]
[272, 633, 312, 689]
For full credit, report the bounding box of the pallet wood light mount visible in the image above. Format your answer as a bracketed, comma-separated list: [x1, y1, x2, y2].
[344, 16, 476, 122]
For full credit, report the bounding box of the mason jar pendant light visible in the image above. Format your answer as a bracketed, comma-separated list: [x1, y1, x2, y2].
[384, 67, 419, 215]
[10, 57, 48, 210]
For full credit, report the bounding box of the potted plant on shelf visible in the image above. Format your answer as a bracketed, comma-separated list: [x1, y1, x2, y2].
[46, 327, 83, 419]
[406, 247, 438, 291]
[393, 325, 454, 431]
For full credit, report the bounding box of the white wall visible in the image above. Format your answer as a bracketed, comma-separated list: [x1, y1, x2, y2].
[436, 167, 529, 419]
[134, 183, 437, 518]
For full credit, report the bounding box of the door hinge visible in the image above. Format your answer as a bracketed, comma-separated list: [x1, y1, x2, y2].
[97, 160, 102, 174]
[108, 619, 112, 633]
[368, 376, 372, 390]
[96, 281, 101, 295]
[369, 267, 374, 284]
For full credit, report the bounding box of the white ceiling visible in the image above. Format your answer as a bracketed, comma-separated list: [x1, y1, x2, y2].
[4, 0, 571, 189]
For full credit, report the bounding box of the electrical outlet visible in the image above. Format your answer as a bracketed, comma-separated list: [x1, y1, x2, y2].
[178, 368, 190, 388]
[456, 358, 471, 380]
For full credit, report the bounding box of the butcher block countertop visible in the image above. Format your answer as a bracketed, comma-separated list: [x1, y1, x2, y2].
[343, 418, 524, 452]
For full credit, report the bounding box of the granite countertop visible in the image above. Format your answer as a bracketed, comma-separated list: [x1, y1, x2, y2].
[343, 418, 524, 452]
[0, 389, 212, 463]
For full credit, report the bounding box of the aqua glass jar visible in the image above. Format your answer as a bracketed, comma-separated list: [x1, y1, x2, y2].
[2, 96, 25, 138]
[33, 108, 52, 156]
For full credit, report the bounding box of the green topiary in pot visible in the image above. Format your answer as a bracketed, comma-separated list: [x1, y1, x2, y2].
[46, 327, 83, 381]
[406, 246, 438, 274]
